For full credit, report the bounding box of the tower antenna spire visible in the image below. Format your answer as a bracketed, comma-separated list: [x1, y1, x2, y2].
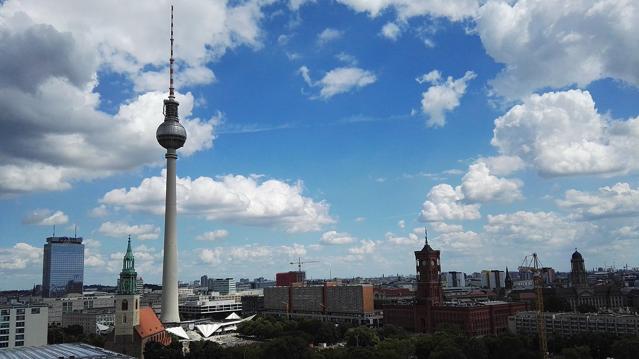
[169, 5, 175, 99]
[424, 227, 428, 245]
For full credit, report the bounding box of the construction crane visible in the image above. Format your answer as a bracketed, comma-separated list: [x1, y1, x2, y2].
[290, 257, 319, 272]
[521, 253, 548, 359]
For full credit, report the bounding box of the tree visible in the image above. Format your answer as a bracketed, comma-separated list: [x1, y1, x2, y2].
[345, 327, 380, 347]
[560, 346, 592, 359]
[144, 341, 183, 359]
[611, 337, 639, 359]
[576, 303, 597, 313]
[414, 335, 439, 359]
[262, 336, 312, 359]
[430, 345, 467, 359]
[544, 295, 572, 312]
[374, 338, 415, 359]
[187, 341, 227, 359]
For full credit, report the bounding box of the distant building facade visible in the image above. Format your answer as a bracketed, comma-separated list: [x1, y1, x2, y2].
[62, 308, 115, 334]
[443, 272, 465, 288]
[263, 284, 381, 326]
[179, 297, 242, 320]
[209, 278, 236, 295]
[510, 311, 639, 337]
[570, 250, 588, 288]
[481, 270, 505, 290]
[0, 304, 48, 349]
[42, 294, 115, 326]
[276, 271, 306, 287]
[383, 230, 527, 336]
[42, 237, 84, 298]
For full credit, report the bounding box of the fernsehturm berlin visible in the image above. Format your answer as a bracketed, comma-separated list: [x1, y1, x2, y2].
[156, 6, 185, 324]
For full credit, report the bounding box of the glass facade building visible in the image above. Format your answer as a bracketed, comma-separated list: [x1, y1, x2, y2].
[42, 237, 84, 298]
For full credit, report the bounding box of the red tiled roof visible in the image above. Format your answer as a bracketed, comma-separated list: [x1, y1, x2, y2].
[135, 307, 165, 339]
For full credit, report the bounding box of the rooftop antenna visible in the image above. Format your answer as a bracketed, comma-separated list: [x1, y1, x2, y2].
[53, 224, 55, 237]
[169, 5, 175, 100]
[74, 225, 77, 238]
[424, 227, 428, 245]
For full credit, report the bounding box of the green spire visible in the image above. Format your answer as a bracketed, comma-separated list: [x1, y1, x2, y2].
[122, 235, 135, 273]
[118, 235, 138, 295]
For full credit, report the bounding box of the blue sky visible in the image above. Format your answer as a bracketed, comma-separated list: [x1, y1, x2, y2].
[2, 0, 639, 290]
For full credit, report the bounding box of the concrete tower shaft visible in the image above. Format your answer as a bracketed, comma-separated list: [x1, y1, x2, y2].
[158, 5, 183, 324]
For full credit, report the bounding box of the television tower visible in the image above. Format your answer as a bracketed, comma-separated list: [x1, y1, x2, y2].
[156, 5, 186, 324]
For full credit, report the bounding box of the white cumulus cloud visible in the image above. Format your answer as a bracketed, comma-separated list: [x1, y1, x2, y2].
[558, 183, 639, 220]
[22, 209, 69, 226]
[100, 172, 334, 233]
[419, 184, 481, 222]
[337, 0, 479, 21]
[299, 66, 377, 100]
[320, 231, 355, 245]
[196, 229, 230, 241]
[381, 22, 401, 41]
[417, 70, 476, 127]
[476, 0, 639, 98]
[317, 28, 343, 45]
[492, 89, 639, 177]
[98, 221, 160, 240]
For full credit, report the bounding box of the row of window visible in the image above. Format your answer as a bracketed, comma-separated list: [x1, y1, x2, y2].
[0, 308, 41, 317]
[0, 340, 22, 347]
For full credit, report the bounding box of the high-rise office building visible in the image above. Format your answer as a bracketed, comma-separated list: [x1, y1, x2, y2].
[442, 271, 465, 288]
[42, 237, 84, 298]
[209, 278, 236, 295]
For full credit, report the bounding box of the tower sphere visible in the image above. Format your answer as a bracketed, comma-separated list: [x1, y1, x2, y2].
[156, 99, 187, 149]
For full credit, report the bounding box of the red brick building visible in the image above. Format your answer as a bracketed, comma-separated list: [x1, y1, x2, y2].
[276, 271, 306, 286]
[384, 230, 527, 335]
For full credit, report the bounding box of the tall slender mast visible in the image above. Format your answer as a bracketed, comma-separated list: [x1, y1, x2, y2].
[156, 5, 186, 324]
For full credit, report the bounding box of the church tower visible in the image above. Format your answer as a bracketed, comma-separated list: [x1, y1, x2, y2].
[114, 236, 140, 342]
[570, 249, 587, 288]
[505, 267, 513, 290]
[415, 228, 442, 306]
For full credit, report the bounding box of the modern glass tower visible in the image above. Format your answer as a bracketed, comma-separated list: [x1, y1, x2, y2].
[42, 237, 84, 297]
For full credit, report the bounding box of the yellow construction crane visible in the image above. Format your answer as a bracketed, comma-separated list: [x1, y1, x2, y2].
[290, 257, 319, 272]
[521, 253, 548, 359]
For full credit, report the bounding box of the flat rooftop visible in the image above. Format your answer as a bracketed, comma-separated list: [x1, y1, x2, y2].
[0, 343, 133, 359]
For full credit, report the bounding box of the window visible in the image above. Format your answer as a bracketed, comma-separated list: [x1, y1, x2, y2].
[16, 315, 25, 321]
[15, 341, 24, 347]
[16, 309, 25, 315]
[31, 308, 40, 314]
[0, 336, 8, 342]
[121, 299, 128, 311]
[0, 310, 7, 316]
[0, 330, 7, 335]
[123, 315, 126, 324]
[16, 328, 24, 334]
[0, 323, 7, 328]
[0, 343, 7, 348]
[15, 334, 24, 340]
[135, 299, 138, 309]
[16, 322, 24, 328]
[1, 316, 9, 322]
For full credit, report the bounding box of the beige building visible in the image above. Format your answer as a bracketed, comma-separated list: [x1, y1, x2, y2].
[0, 304, 48, 349]
[509, 311, 639, 337]
[62, 308, 115, 334]
[41, 294, 115, 326]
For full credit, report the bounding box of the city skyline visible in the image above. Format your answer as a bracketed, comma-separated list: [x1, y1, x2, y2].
[2, 0, 639, 290]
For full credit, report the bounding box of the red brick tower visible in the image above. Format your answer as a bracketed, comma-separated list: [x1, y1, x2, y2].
[414, 228, 442, 332]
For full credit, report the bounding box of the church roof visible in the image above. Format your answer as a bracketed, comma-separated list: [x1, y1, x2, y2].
[135, 307, 165, 339]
